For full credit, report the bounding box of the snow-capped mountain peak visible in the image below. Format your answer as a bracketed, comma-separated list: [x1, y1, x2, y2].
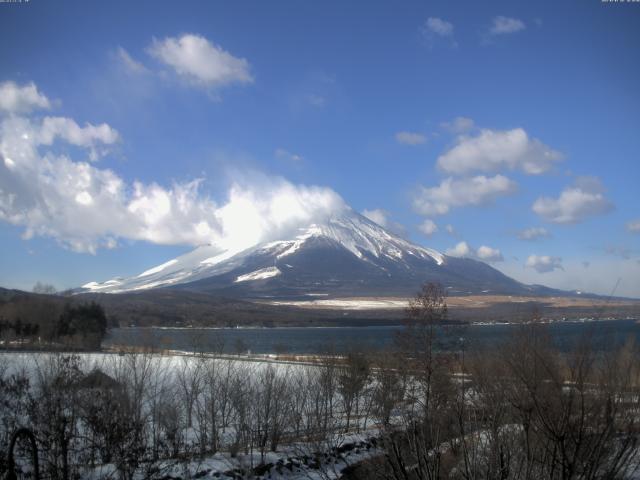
[80, 209, 531, 298]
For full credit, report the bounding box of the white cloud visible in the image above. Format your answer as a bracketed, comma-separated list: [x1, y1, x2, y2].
[0, 83, 346, 253]
[275, 148, 303, 163]
[445, 224, 455, 235]
[395, 131, 426, 146]
[532, 177, 614, 224]
[362, 208, 387, 226]
[39, 116, 119, 150]
[441, 116, 475, 134]
[148, 33, 253, 89]
[0, 81, 51, 113]
[476, 245, 504, 262]
[446, 241, 471, 257]
[413, 174, 517, 216]
[626, 219, 640, 233]
[490, 16, 526, 35]
[1, 116, 119, 163]
[525, 255, 563, 273]
[362, 208, 405, 235]
[418, 219, 438, 237]
[518, 226, 551, 240]
[437, 127, 563, 175]
[446, 241, 503, 262]
[116, 47, 148, 74]
[424, 17, 454, 36]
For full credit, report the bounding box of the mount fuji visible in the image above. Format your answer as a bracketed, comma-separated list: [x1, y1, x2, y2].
[81, 209, 556, 299]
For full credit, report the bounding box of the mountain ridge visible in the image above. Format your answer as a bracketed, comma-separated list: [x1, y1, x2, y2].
[80, 209, 577, 299]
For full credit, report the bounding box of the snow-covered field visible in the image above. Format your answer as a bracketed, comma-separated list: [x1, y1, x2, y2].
[4, 350, 640, 479]
[264, 297, 411, 310]
[0, 351, 384, 480]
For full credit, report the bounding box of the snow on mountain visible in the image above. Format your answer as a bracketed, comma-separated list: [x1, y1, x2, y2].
[235, 267, 281, 283]
[82, 209, 445, 294]
[81, 208, 533, 298]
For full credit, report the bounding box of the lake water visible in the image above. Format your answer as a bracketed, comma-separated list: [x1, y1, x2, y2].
[103, 319, 640, 355]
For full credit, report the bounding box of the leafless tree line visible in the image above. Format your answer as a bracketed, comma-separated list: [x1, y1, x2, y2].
[0, 347, 388, 480]
[0, 284, 639, 480]
[362, 284, 640, 480]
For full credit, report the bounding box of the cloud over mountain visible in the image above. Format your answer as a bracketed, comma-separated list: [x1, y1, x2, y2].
[526, 255, 563, 273]
[446, 241, 504, 262]
[0, 81, 345, 253]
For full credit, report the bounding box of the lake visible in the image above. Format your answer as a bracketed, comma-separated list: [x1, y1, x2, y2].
[103, 319, 640, 355]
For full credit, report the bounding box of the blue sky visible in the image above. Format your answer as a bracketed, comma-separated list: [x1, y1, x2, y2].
[0, 0, 639, 297]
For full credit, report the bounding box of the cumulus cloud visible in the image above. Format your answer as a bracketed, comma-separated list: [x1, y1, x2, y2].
[39, 117, 119, 156]
[148, 33, 253, 89]
[517, 226, 551, 240]
[437, 127, 563, 175]
[489, 16, 526, 35]
[413, 174, 517, 216]
[0, 81, 51, 113]
[476, 245, 504, 262]
[532, 177, 614, 224]
[395, 131, 426, 146]
[445, 241, 503, 262]
[424, 17, 454, 37]
[2, 115, 119, 164]
[362, 208, 405, 236]
[418, 219, 438, 237]
[626, 219, 640, 233]
[526, 255, 563, 273]
[0, 82, 346, 253]
[445, 224, 455, 235]
[446, 241, 471, 257]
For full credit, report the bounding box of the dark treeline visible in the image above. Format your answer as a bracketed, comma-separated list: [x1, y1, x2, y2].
[0, 292, 109, 349]
[0, 284, 639, 479]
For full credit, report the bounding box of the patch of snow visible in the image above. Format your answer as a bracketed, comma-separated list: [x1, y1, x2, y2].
[267, 297, 409, 310]
[235, 267, 281, 283]
[137, 259, 178, 278]
[200, 248, 239, 266]
[81, 279, 122, 291]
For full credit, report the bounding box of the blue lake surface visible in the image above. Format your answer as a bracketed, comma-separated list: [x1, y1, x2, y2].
[104, 319, 640, 354]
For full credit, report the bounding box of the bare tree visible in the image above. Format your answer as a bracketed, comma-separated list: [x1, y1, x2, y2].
[381, 283, 455, 480]
[337, 351, 371, 432]
[32, 282, 57, 295]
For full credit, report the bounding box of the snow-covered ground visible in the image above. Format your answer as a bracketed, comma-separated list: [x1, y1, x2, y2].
[264, 297, 410, 310]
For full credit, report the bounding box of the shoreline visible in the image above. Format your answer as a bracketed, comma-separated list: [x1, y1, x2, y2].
[109, 316, 638, 331]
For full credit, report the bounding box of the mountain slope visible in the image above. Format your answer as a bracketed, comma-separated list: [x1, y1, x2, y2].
[81, 209, 552, 298]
